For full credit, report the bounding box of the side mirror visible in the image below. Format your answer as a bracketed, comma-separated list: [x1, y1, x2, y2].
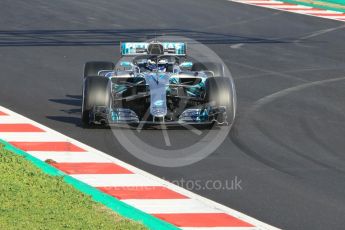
[180, 62, 193, 68]
[120, 61, 133, 68]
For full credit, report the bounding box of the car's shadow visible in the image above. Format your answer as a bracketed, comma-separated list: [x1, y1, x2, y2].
[47, 94, 85, 128]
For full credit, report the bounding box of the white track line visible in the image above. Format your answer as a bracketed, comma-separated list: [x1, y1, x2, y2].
[237, 0, 282, 3]
[0, 116, 32, 123]
[274, 5, 311, 9]
[285, 9, 340, 13]
[71, 174, 163, 187]
[28, 151, 112, 163]
[0, 132, 69, 142]
[123, 199, 223, 214]
[317, 15, 345, 19]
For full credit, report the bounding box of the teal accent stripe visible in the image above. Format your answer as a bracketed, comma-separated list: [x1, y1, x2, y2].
[324, 0, 345, 5]
[282, 0, 345, 13]
[0, 139, 179, 230]
[321, 0, 345, 4]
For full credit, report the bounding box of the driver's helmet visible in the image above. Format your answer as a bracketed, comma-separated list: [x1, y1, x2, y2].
[158, 65, 166, 72]
[157, 59, 167, 72]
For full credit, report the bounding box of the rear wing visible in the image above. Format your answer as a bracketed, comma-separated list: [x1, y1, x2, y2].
[120, 42, 186, 56]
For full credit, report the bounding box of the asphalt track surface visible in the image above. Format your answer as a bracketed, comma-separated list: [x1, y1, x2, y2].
[1, 0, 345, 229]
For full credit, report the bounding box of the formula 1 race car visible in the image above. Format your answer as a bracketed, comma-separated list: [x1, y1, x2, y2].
[81, 41, 236, 128]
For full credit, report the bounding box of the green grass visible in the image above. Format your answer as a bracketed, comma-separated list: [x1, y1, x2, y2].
[0, 145, 147, 230]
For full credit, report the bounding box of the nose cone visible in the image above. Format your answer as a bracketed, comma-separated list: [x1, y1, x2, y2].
[151, 99, 167, 117]
[145, 73, 170, 118]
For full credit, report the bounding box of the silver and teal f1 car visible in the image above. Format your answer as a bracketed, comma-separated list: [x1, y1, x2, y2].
[81, 41, 236, 128]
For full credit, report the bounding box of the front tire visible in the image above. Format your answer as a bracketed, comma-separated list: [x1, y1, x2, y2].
[205, 77, 234, 125]
[82, 76, 110, 127]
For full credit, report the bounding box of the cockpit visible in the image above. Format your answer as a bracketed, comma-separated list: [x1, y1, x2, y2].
[132, 55, 180, 73]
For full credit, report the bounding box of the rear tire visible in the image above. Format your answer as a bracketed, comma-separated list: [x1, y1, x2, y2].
[84, 61, 114, 78]
[191, 62, 224, 77]
[82, 76, 110, 127]
[205, 77, 234, 125]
